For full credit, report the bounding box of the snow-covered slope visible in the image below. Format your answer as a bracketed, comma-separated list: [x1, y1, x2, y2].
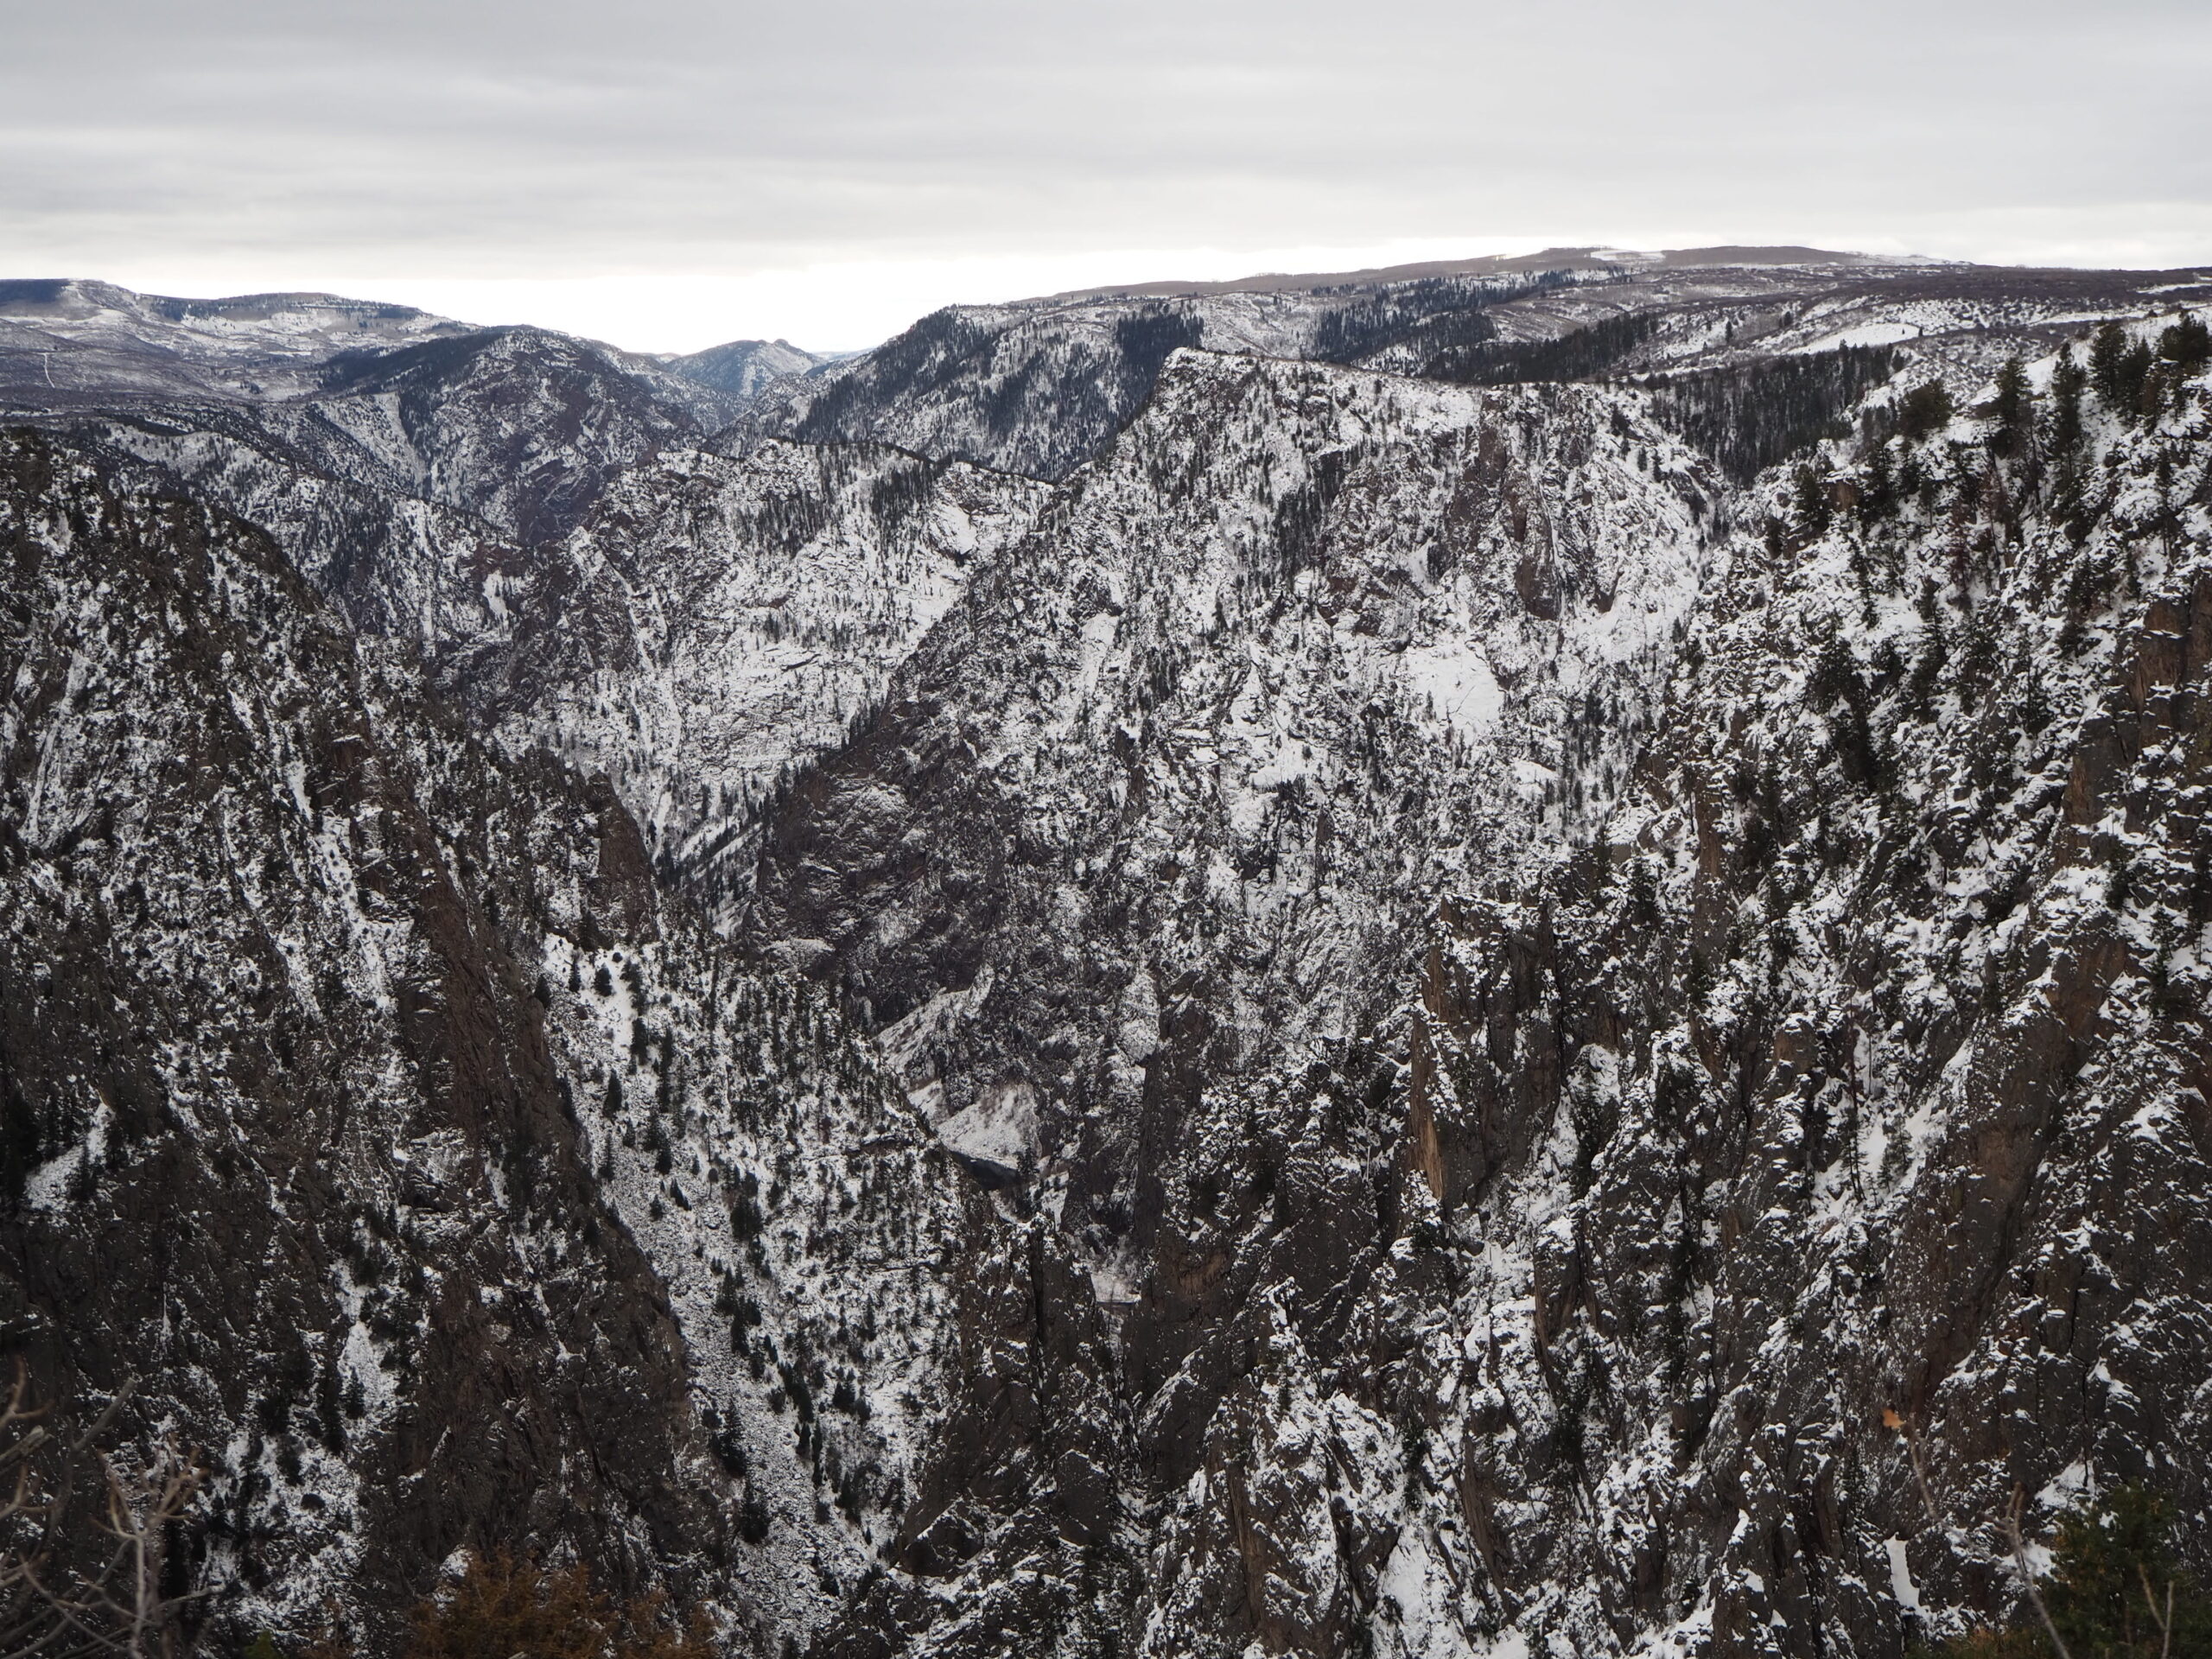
[473, 439, 1051, 900]
[737, 346, 1710, 1652]
[1355, 314, 2212, 1656]
[1, 282, 753, 621]
[60, 402, 533, 653]
[0, 278, 745, 435]
[744, 257, 2209, 486]
[0, 278, 474, 402]
[745, 308, 2212, 1658]
[2, 283, 1048, 871]
[736, 279, 1554, 481]
[752, 348, 1710, 1151]
[295, 326, 726, 544]
[664, 338, 830, 402]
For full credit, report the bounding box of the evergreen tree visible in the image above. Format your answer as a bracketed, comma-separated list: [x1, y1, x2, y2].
[2091, 321, 2156, 419]
[1862, 440, 1897, 518]
[1991, 357, 2032, 457]
[2041, 1484, 2209, 1657]
[2158, 313, 2210, 381]
[2090, 321, 2132, 404]
[2048, 346, 2087, 457]
[1649, 346, 1899, 481]
[1791, 463, 1834, 540]
[740, 1487, 772, 1544]
[1898, 380, 1955, 443]
[1430, 308, 1658, 386]
[1923, 1484, 2209, 1657]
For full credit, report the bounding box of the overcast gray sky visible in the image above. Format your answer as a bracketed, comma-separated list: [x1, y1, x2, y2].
[3, 0, 2208, 350]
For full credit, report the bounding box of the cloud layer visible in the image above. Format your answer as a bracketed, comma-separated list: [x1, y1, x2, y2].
[6, 0, 2209, 348]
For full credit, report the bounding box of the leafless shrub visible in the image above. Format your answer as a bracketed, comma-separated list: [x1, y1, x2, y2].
[0, 1361, 206, 1659]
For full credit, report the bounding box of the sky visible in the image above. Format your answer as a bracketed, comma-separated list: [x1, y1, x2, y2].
[3, 0, 2209, 353]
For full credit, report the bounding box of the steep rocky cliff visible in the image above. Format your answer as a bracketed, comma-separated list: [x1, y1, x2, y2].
[3, 255, 2209, 1659]
[0, 431, 978, 1653]
[749, 310, 2212, 1658]
[750, 349, 1707, 1198]
[1364, 321, 2212, 1656]
[472, 439, 1050, 906]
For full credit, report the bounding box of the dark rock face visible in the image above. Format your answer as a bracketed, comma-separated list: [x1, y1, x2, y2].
[1, 285, 755, 693]
[753, 327, 2212, 1656]
[46, 400, 534, 656]
[0, 430, 978, 1653]
[751, 352, 1703, 1240]
[467, 439, 1050, 904]
[305, 327, 721, 548]
[0, 429, 711, 1628]
[745, 349, 1711, 1652]
[745, 302, 1211, 482]
[1379, 377, 2212, 1656]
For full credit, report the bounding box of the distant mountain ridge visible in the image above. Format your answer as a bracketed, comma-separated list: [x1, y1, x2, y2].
[740, 251, 2209, 481]
[0, 277, 475, 401]
[1033, 242, 1909, 302]
[0, 277, 831, 415]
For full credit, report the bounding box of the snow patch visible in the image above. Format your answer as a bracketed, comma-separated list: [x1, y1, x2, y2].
[1400, 639, 1504, 738]
[1797, 321, 1922, 353]
[1885, 1538, 1921, 1611]
[936, 1079, 1039, 1175]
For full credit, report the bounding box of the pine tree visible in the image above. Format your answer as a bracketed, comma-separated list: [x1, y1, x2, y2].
[2090, 321, 2131, 404]
[2041, 1484, 2209, 1656]
[2048, 347, 2087, 458]
[1898, 380, 1955, 443]
[1991, 357, 2032, 457]
[1923, 1484, 2209, 1657]
[2158, 313, 2210, 380]
[2091, 321, 2156, 420]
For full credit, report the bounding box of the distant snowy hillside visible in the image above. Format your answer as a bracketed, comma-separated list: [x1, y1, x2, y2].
[474, 439, 1051, 897]
[664, 337, 830, 401]
[743, 256, 2204, 485]
[0, 278, 474, 402]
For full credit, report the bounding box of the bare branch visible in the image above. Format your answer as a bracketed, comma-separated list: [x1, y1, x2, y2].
[63, 1383, 137, 1459]
[0, 1368, 202, 1659]
[2001, 1484, 2074, 1659]
[2136, 1565, 2174, 1659]
[1885, 1408, 1948, 1531]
